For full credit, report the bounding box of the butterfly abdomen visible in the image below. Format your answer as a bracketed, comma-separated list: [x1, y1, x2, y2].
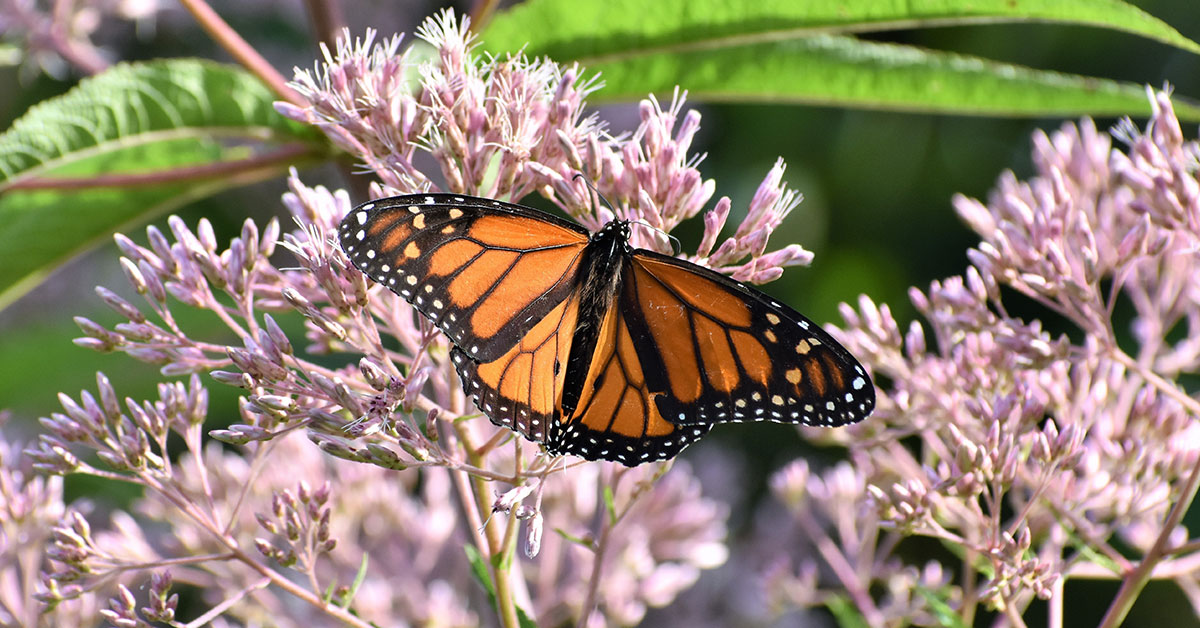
[558, 220, 632, 420]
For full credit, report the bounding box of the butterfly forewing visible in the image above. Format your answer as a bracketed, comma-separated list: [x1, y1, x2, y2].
[623, 251, 874, 428]
[339, 195, 591, 362]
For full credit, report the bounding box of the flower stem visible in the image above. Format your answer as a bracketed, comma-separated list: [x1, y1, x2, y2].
[47, 0, 108, 75]
[468, 0, 503, 29]
[576, 519, 608, 628]
[1097, 452, 1200, 628]
[1089, 347, 1200, 628]
[2, 143, 318, 191]
[796, 508, 886, 626]
[456, 424, 522, 628]
[175, 0, 303, 105]
[184, 577, 272, 628]
[300, 0, 347, 50]
[1111, 349, 1200, 417]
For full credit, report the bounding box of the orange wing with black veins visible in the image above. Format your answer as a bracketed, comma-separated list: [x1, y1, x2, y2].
[339, 195, 590, 363]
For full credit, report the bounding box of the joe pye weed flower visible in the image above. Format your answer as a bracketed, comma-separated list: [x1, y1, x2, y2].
[12, 10, 790, 627]
[764, 89, 1200, 627]
[6, 6, 1199, 628]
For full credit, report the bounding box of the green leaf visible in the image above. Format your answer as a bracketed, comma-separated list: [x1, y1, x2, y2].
[1061, 521, 1122, 574]
[464, 544, 496, 599]
[586, 36, 1200, 117]
[480, 0, 1200, 119]
[481, 0, 1200, 60]
[824, 593, 870, 628]
[463, 545, 540, 628]
[517, 605, 540, 627]
[0, 58, 325, 310]
[337, 553, 371, 608]
[602, 484, 617, 526]
[551, 526, 594, 549]
[915, 586, 971, 628]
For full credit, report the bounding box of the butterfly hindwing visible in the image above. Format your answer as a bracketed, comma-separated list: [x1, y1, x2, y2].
[339, 195, 591, 362]
[622, 250, 874, 428]
[450, 291, 581, 444]
[548, 293, 713, 465]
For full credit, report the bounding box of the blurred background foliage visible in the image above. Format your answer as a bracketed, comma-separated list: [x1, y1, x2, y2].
[1, 1, 1198, 624]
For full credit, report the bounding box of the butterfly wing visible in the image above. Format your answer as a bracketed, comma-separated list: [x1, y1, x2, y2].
[546, 291, 713, 465]
[619, 250, 874, 429]
[342, 194, 873, 466]
[450, 290, 581, 444]
[339, 194, 590, 363]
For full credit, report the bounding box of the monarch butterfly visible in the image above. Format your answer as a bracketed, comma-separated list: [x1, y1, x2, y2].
[339, 193, 874, 465]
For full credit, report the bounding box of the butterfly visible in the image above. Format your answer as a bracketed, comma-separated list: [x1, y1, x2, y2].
[339, 193, 874, 466]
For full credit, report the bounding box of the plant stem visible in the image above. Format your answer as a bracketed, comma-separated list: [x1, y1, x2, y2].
[1111, 349, 1200, 417]
[47, 0, 108, 75]
[1097, 453, 1200, 628]
[796, 508, 886, 626]
[1003, 600, 1030, 628]
[183, 577, 272, 628]
[301, 0, 347, 52]
[476, 475, 520, 628]
[1093, 348, 1200, 627]
[468, 0, 502, 29]
[2, 144, 318, 191]
[1049, 575, 1063, 628]
[455, 423, 522, 628]
[576, 511, 611, 628]
[175, 0, 304, 105]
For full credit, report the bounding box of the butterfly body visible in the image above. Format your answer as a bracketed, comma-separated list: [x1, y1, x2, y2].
[340, 193, 874, 465]
[557, 219, 631, 416]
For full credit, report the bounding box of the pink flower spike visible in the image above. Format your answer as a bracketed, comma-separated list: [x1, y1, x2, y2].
[756, 243, 815, 270]
[697, 197, 732, 259]
[738, 158, 790, 239]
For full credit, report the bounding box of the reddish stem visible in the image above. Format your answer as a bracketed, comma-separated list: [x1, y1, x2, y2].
[175, 0, 303, 105]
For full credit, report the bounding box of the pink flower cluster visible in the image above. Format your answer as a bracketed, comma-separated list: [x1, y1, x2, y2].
[763, 89, 1200, 626]
[16, 5, 1195, 626]
[9, 10, 818, 626]
[279, 10, 809, 281]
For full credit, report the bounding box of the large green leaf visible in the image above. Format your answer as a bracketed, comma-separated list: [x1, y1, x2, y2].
[0, 58, 325, 309]
[480, 0, 1200, 118]
[481, 0, 1200, 60]
[586, 35, 1200, 117]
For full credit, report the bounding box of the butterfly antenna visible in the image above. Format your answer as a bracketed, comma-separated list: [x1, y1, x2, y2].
[668, 231, 682, 255]
[572, 172, 615, 215]
[571, 173, 680, 252]
[627, 218, 682, 254]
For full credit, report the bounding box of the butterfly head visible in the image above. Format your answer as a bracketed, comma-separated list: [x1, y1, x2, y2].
[592, 219, 633, 253]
